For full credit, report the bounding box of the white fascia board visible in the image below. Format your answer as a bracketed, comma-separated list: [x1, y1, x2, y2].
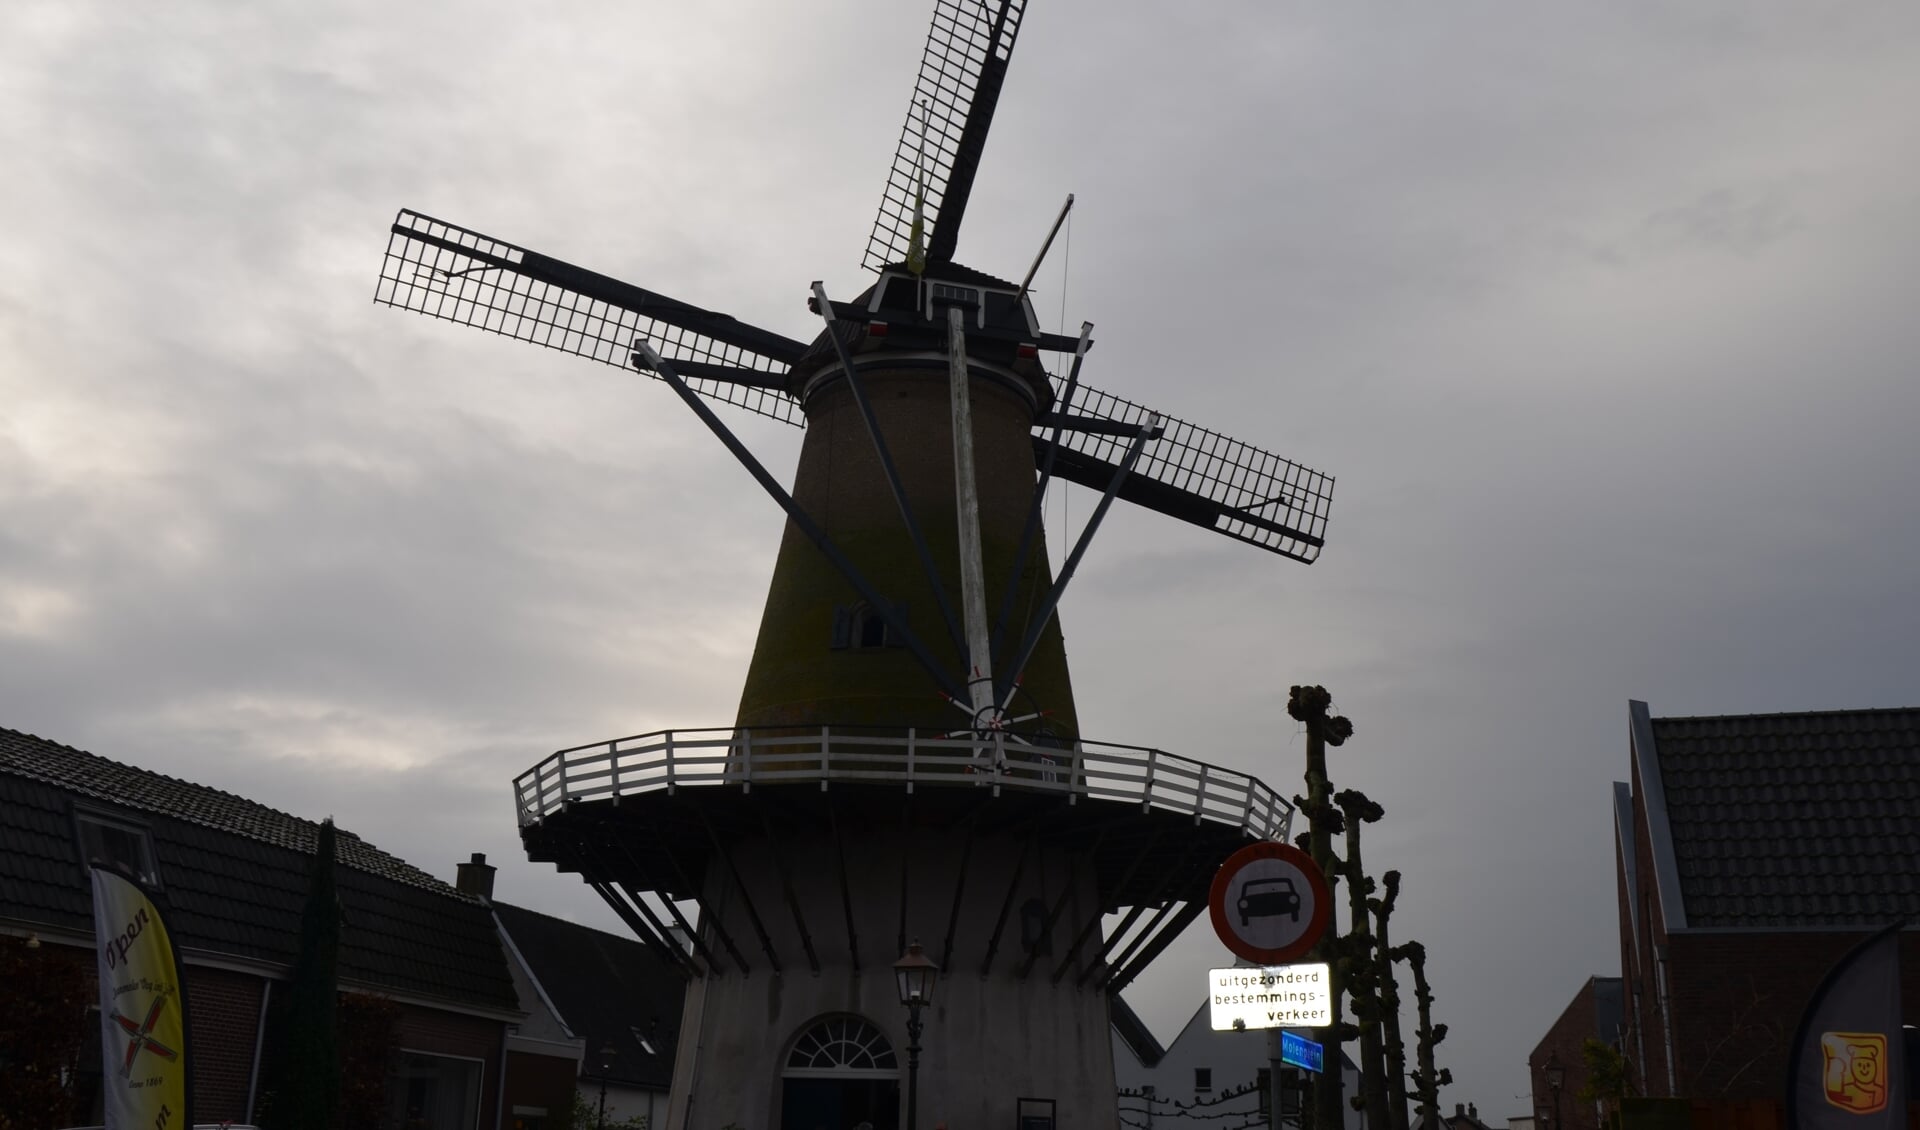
[1628, 699, 1687, 931]
[1613, 781, 1639, 971]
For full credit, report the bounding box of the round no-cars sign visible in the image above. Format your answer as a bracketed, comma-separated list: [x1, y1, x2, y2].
[1209, 841, 1332, 965]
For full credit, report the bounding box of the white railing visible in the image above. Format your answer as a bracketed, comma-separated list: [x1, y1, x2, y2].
[513, 726, 1293, 841]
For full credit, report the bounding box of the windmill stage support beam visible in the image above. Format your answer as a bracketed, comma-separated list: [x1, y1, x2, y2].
[648, 823, 749, 975]
[828, 798, 862, 974]
[636, 342, 968, 703]
[760, 812, 822, 976]
[898, 797, 913, 957]
[591, 879, 696, 981]
[996, 417, 1159, 707]
[811, 282, 968, 664]
[979, 835, 1036, 976]
[1015, 828, 1104, 980]
[1079, 838, 1212, 987]
[993, 322, 1091, 672]
[1097, 895, 1181, 992]
[1106, 898, 1207, 996]
[938, 816, 978, 972]
[622, 881, 709, 979]
[1050, 828, 1162, 983]
[700, 810, 782, 974]
[613, 834, 727, 975]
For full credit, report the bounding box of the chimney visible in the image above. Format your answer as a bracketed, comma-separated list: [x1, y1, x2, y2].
[456, 852, 496, 900]
[1470, 1105, 1479, 1121]
[1456, 1105, 1466, 1119]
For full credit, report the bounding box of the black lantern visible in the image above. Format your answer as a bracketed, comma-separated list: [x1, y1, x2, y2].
[894, 940, 940, 1006]
[894, 941, 940, 1130]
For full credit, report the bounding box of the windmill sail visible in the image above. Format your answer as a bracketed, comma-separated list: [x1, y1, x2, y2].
[862, 0, 1028, 272]
[378, 211, 807, 426]
[1033, 380, 1332, 563]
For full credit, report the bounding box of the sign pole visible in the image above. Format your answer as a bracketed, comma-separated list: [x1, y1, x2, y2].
[1268, 1029, 1285, 1130]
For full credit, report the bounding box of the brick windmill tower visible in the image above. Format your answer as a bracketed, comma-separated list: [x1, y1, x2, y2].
[374, 3, 1333, 1128]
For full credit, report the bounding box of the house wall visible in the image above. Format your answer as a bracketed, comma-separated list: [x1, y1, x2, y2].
[186, 965, 269, 1122]
[1663, 931, 1920, 1101]
[397, 1002, 510, 1130]
[505, 1048, 580, 1129]
[1111, 1004, 1366, 1130]
[1527, 981, 1600, 1130]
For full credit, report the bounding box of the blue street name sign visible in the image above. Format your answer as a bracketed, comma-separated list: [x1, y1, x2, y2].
[1280, 1031, 1325, 1074]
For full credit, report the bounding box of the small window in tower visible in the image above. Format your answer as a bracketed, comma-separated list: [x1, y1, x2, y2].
[1195, 1067, 1212, 1093]
[831, 602, 907, 650]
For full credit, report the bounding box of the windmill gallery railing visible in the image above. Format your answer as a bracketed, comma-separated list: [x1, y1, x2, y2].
[514, 726, 1293, 842]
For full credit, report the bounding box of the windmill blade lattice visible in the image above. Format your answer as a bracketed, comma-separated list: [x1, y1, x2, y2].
[862, 0, 1028, 273]
[1034, 380, 1333, 563]
[378, 211, 806, 427]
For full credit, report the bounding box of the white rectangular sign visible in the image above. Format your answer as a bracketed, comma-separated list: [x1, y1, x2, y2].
[1208, 964, 1332, 1030]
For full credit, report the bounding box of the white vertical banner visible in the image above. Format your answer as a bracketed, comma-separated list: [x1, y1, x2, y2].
[92, 866, 192, 1130]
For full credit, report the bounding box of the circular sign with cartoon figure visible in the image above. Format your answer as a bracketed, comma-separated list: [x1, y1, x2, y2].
[1208, 840, 1332, 965]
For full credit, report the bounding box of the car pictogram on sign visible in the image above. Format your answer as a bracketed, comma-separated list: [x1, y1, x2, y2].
[1238, 877, 1302, 926]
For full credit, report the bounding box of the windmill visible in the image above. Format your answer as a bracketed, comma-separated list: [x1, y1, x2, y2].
[375, 2, 1332, 1128]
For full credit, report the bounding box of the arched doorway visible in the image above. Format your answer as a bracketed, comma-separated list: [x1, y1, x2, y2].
[780, 1015, 902, 1130]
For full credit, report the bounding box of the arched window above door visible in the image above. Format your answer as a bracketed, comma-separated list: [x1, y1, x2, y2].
[784, 1015, 899, 1077]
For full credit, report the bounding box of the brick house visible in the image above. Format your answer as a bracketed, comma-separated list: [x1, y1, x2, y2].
[0, 727, 522, 1127]
[1605, 701, 1919, 1103]
[1526, 976, 1623, 1130]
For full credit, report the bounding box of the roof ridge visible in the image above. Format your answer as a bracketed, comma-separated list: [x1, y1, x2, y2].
[0, 726, 473, 900]
[1653, 705, 1920, 723]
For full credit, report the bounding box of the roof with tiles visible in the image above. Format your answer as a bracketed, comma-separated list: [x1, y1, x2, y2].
[1648, 706, 1920, 928]
[493, 901, 683, 1089]
[0, 726, 518, 1013]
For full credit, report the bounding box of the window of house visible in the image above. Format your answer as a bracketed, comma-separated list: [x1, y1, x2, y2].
[73, 806, 160, 889]
[1195, 1067, 1212, 1092]
[388, 1050, 483, 1130]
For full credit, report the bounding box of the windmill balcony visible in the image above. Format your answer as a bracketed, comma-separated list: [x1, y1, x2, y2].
[514, 724, 1292, 842]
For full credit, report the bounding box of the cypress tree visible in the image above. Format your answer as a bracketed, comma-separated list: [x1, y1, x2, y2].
[270, 817, 341, 1130]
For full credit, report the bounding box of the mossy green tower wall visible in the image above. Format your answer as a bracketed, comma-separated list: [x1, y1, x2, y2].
[734, 359, 1080, 737]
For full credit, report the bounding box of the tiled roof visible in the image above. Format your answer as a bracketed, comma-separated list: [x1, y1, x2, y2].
[0, 729, 448, 893]
[0, 727, 518, 1012]
[1649, 707, 1920, 928]
[493, 901, 683, 1088]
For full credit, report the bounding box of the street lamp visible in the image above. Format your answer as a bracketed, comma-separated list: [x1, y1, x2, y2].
[894, 941, 940, 1130]
[597, 1042, 617, 1130]
[1545, 1051, 1565, 1130]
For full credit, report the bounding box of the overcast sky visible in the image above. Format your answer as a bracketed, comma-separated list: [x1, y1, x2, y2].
[6, 0, 1919, 1116]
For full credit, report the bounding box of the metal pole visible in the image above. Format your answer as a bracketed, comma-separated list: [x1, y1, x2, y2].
[947, 307, 995, 723]
[1268, 1030, 1286, 1130]
[905, 1001, 926, 1130]
[1016, 193, 1075, 300]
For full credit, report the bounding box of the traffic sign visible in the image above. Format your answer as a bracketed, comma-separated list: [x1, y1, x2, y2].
[1208, 841, 1331, 965]
[1208, 964, 1332, 1030]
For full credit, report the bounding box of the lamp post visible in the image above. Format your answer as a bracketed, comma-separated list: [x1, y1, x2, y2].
[597, 1042, 616, 1130]
[894, 941, 940, 1130]
[1545, 1051, 1565, 1130]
